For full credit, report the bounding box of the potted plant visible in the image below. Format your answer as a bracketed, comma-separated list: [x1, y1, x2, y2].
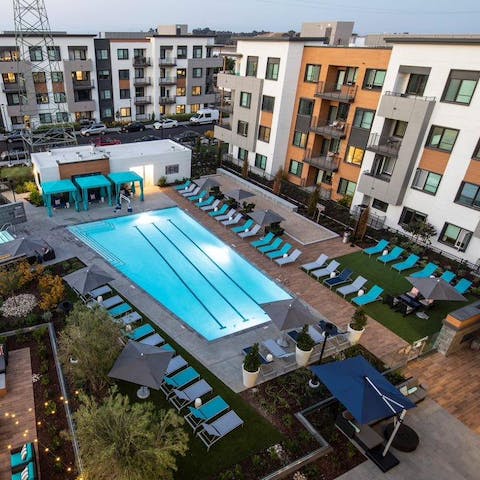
[242, 343, 261, 388]
[295, 325, 315, 367]
[347, 308, 368, 344]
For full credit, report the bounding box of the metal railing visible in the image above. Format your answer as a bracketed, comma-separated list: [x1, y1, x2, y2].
[158, 56, 177, 65]
[72, 79, 94, 89]
[133, 76, 151, 86]
[134, 95, 152, 105]
[315, 81, 357, 102]
[303, 150, 340, 172]
[158, 76, 176, 84]
[132, 56, 151, 67]
[351, 203, 386, 230]
[135, 113, 150, 121]
[218, 103, 233, 114]
[217, 120, 232, 130]
[2, 82, 23, 92]
[384, 90, 436, 102]
[366, 132, 402, 157]
[310, 116, 349, 138]
[158, 95, 176, 104]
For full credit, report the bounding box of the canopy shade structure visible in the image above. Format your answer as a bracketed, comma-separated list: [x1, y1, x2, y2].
[224, 189, 255, 202]
[406, 276, 467, 302]
[41, 179, 80, 217]
[0, 237, 52, 263]
[194, 177, 220, 191]
[108, 171, 144, 204]
[63, 264, 114, 296]
[74, 174, 113, 211]
[248, 209, 285, 226]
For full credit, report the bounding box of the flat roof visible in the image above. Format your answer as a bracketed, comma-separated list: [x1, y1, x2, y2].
[0, 31, 96, 38]
[31, 139, 189, 169]
[384, 34, 480, 45]
[237, 36, 328, 43]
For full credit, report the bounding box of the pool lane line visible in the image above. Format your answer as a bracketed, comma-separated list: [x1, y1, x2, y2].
[133, 225, 226, 330]
[150, 222, 249, 323]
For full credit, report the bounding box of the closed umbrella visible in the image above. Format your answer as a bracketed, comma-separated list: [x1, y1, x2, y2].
[248, 209, 285, 227]
[64, 264, 114, 296]
[224, 189, 254, 202]
[194, 177, 220, 191]
[406, 277, 466, 302]
[108, 340, 174, 399]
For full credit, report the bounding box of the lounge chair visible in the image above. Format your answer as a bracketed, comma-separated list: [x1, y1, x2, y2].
[336, 276, 368, 297]
[363, 239, 389, 257]
[310, 260, 340, 280]
[175, 179, 191, 190]
[232, 219, 254, 234]
[440, 271, 456, 283]
[160, 366, 200, 397]
[182, 185, 199, 197]
[127, 323, 154, 341]
[208, 204, 229, 217]
[275, 249, 302, 266]
[108, 303, 132, 317]
[287, 326, 324, 345]
[184, 396, 229, 431]
[101, 295, 123, 309]
[257, 238, 283, 254]
[118, 311, 142, 326]
[140, 333, 165, 346]
[12, 462, 35, 480]
[161, 343, 176, 354]
[89, 285, 112, 298]
[166, 355, 188, 376]
[455, 278, 472, 294]
[11, 443, 34, 471]
[197, 196, 215, 208]
[392, 254, 420, 272]
[323, 268, 353, 289]
[377, 246, 404, 264]
[352, 285, 383, 306]
[214, 209, 237, 221]
[301, 254, 329, 272]
[238, 224, 261, 238]
[201, 199, 220, 211]
[221, 213, 243, 226]
[410, 262, 438, 278]
[188, 190, 208, 202]
[261, 339, 294, 359]
[251, 232, 275, 248]
[267, 243, 292, 260]
[169, 379, 213, 412]
[197, 410, 244, 451]
[241, 346, 270, 364]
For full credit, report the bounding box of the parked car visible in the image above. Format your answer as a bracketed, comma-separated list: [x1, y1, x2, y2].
[172, 130, 201, 144]
[0, 150, 30, 166]
[153, 118, 178, 129]
[6, 130, 25, 143]
[133, 135, 158, 143]
[94, 137, 122, 147]
[120, 121, 146, 133]
[80, 122, 107, 136]
[189, 108, 219, 125]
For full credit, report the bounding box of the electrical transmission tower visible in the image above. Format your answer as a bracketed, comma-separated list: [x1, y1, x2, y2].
[13, 0, 77, 152]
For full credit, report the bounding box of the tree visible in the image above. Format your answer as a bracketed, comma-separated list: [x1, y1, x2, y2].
[38, 273, 65, 311]
[273, 168, 283, 195]
[307, 188, 320, 218]
[353, 206, 370, 243]
[224, 56, 235, 72]
[74, 389, 188, 480]
[241, 156, 249, 178]
[404, 220, 437, 248]
[58, 303, 122, 395]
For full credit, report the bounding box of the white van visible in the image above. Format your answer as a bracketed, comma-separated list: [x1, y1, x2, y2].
[189, 109, 219, 125]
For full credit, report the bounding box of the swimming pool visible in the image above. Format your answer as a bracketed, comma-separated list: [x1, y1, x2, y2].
[69, 207, 291, 340]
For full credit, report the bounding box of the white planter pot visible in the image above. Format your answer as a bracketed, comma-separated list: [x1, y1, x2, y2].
[347, 324, 365, 345]
[295, 346, 313, 367]
[242, 367, 260, 388]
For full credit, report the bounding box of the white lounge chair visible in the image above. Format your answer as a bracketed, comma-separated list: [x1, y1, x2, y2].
[183, 186, 200, 198]
[336, 276, 367, 298]
[238, 224, 261, 238]
[214, 208, 236, 222]
[221, 213, 243, 226]
[310, 260, 340, 280]
[197, 410, 244, 451]
[169, 379, 213, 412]
[201, 199, 220, 211]
[301, 254, 329, 272]
[275, 249, 302, 266]
[179, 183, 196, 195]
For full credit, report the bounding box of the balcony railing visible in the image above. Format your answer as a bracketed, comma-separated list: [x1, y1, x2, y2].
[217, 120, 232, 130]
[315, 81, 357, 102]
[2, 82, 23, 93]
[303, 150, 340, 172]
[136, 114, 150, 121]
[159, 57, 177, 66]
[132, 56, 151, 67]
[133, 76, 151, 86]
[159, 96, 176, 105]
[134, 96, 152, 105]
[72, 80, 95, 90]
[218, 104, 233, 114]
[366, 132, 402, 158]
[310, 117, 348, 139]
[158, 76, 177, 85]
[384, 90, 436, 102]
[362, 170, 392, 183]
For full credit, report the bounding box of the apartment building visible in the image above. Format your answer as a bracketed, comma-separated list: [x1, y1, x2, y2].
[352, 36, 480, 264]
[284, 46, 391, 200]
[0, 32, 99, 130]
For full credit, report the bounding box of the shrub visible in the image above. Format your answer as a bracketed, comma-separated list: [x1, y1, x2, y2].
[28, 188, 44, 206]
[337, 195, 353, 208]
[38, 274, 65, 311]
[157, 176, 168, 187]
[297, 325, 314, 352]
[350, 308, 368, 331]
[243, 343, 261, 372]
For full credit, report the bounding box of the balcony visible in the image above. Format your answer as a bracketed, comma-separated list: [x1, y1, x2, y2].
[158, 76, 176, 85]
[2, 82, 23, 93]
[159, 57, 177, 66]
[133, 56, 151, 67]
[217, 120, 232, 131]
[384, 90, 435, 102]
[218, 103, 233, 114]
[303, 150, 340, 172]
[366, 132, 401, 158]
[72, 80, 94, 90]
[136, 114, 150, 121]
[362, 170, 391, 183]
[310, 117, 348, 139]
[133, 76, 151, 86]
[134, 96, 152, 105]
[159, 96, 176, 105]
[315, 81, 357, 102]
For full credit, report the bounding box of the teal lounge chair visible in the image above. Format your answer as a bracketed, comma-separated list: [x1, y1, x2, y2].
[101, 295, 123, 309]
[363, 239, 389, 257]
[184, 395, 229, 430]
[127, 323, 154, 340]
[440, 271, 456, 283]
[410, 262, 438, 278]
[251, 232, 275, 248]
[175, 180, 191, 190]
[12, 462, 35, 480]
[188, 189, 208, 202]
[197, 196, 214, 208]
[377, 246, 404, 264]
[258, 238, 283, 254]
[209, 204, 228, 217]
[267, 243, 292, 259]
[352, 285, 384, 306]
[11, 443, 34, 471]
[108, 303, 132, 317]
[161, 366, 200, 397]
[169, 379, 213, 412]
[392, 254, 420, 272]
[232, 219, 254, 234]
[455, 278, 472, 294]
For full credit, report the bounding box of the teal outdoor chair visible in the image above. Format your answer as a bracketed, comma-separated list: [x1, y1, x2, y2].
[188, 190, 208, 202]
[175, 180, 191, 190]
[392, 254, 420, 272]
[363, 239, 389, 257]
[377, 246, 404, 264]
[267, 243, 292, 259]
[258, 238, 283, 254]
[352, 285, 384, 306]
[251, 232, 275, 248]
[410, 262, 438, 278]
[197, 196, 215, 208]
[11, 443, 34, 471]
[232, 219, 254, 234]
[455, 278, 472, 294]
[184, 396, 229, 431]
[127, 323, 154, 341]
[440, 271, 456, 284]
[209, 204, 229, 217]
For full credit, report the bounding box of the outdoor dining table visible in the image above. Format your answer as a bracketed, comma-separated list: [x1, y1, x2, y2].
[397, 293, 423, 312]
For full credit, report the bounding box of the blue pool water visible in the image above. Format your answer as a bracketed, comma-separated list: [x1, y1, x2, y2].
[69, 207, 291, 340]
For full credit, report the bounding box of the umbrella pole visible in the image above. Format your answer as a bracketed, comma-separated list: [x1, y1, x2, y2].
[277, 331, 288, 348]
[382, 409, 406, 457]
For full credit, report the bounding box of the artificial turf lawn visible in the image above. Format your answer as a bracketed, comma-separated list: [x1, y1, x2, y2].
[332, 251, 475, 344]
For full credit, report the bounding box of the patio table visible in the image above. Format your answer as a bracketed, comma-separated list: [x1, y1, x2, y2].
[397, 294, 422, 313]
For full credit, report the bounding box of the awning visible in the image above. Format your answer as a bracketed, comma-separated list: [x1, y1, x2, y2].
[40, 179, 80, 217]
[74, 175, 113, 210]
[108, 171, 144, 203]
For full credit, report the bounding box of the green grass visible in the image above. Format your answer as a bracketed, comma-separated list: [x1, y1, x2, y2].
[332, 251, 476, 343]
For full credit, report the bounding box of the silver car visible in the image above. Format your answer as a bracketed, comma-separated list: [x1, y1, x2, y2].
[80, 122, 107, 136]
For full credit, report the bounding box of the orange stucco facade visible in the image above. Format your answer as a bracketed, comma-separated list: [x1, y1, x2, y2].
[284, 46, 391, 201]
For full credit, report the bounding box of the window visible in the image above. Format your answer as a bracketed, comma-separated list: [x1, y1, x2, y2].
[176, 87, 186, 96]
[6, 93, 22, 106]
[298, 98, 314, 116]
[120, 89, 130, 99]
[261, 95, 275, 112]
[372, 198, 388, 212]
[98, 70, 110, 80]
[11, 116, 23, 125]
[51, 71, 63, 83]
[73, 71, 89, 82]
[177, 46, 187, 59]
[337, 67, 358, 87]
[456, 182, 480, 209]
[266, 57, 280, 80]
[96, 49, 108, 60]
[426, 125, 459, 152]
[32, 72, 46, 84]
[238, 148, 248, 161]
[192, 67, 202, 78]
[117, 49, 129, 60]
[47, 46, 61, 61]
[36, 93, 49, 104]
[100, 89, 112, 100]
[304, 64, 321, 83]
[442, 70, 479, 105]
[190, 104, 200, 113]
[289, 160, 303, 177]
[134, 68, 144, 79]
[191, 86, 201, 96]
[363, 69, 386, 90]
[39, 113, 52, 124]
[353, 109, 374, 130]
[292, 131, 308, 148]
[29, 47, 43, 61]
[473, 139, 480, 159]
[2, 72, 17, 84]
[258, 125, 271, 143]
[239, 91, 251, 108]
[237, 120, 249, 137]
[176, 68, 186, 79]
[412, 169, 442, 194]
[176, 105, 185, 114]
[119, 107, 131, 117]
[255, 154, 267, 170]
[406, 74, 428, 96]
[246, 56, 258, 77]
[337, 178, 357, 196]
[101, 108, 113, 118]
[53, 92, 66, 103]
[345, 146, 365, 166]
[136, 105, 145, 115]
[69, 48, 87, 60]
[56, 112, 69, 122]
[166, 164, 180, 175]
[193, 46, 202, 58]
[119, 70, 130, 80]
[399, 207, 427, 227]
[439, 223, 472, 251]
[392, 120, 408, 138]
[0, 47, 19, 62]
